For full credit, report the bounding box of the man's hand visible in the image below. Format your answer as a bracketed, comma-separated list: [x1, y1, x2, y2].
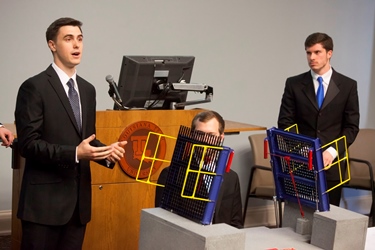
[77, 134, 113, 161]
[0, 127, 14, 148]
[322, 150, 334, 168]
[107, 141, 127, 163]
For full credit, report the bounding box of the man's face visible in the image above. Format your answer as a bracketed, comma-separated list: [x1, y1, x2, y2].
[48, 25, 83, 72]
[193, 118, 224, 165]
[194, 118, 224, 141]
[306, 43, 332, 75]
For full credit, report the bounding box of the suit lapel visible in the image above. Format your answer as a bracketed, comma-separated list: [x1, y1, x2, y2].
[77, 76, 87, 137]
[301, 70, 340, 110]
[46, 65, 82, 136]
[322, 70, 340, 109]
[301, 73, 319, 110]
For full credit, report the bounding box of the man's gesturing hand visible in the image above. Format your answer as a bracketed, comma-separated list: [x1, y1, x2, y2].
[107, 141, 127, 163]
[77, 134, 113, 161]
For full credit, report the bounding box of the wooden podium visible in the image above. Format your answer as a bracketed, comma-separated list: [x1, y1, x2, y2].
[10, 110, 266, 250]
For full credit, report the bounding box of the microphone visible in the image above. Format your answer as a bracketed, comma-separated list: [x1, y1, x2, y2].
[105, 75, 123, 104]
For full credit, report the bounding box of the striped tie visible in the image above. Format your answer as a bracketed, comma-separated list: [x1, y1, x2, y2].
[67, 78, 81, 131]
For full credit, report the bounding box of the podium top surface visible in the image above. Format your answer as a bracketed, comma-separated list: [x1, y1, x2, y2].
[3, 110, 266, 138]
[225, 120, 266, 134]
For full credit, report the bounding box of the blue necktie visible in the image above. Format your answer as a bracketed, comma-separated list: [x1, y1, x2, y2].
[316, 76, 324, 109]
[67, 78, 81, 131]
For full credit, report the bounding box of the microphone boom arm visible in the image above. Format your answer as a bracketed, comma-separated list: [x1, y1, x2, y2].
[106, 75, 130, 110]
[107, 83, 129, 110]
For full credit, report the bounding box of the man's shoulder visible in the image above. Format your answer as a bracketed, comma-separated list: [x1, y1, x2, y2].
[224, 169, 240, 182]
[21, 66, 53, 87]
[160, 166, 170, 175]
[332, 69, 356, 83]
[76, 75, 95, 89]
[287, 71, 311, 82]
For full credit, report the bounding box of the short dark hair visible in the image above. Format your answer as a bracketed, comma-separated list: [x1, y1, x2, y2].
[304, 32, 333, 51]
[191, 110, 225, 135]
[46, 17, 82, 42]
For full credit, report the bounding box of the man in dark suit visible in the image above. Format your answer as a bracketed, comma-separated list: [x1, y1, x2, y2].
[277, 32, 360, 206]
[0, 123, 14, 147]
[155, 110, 243, 229]
[14, 17, 127, 249]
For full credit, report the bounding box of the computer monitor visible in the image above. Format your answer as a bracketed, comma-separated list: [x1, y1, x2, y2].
[114, 56, 195, 110]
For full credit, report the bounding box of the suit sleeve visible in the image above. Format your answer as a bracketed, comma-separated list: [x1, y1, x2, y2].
[82, 83, 115, 169]
[230, 174, 244, 229]
[155, 167, 169, 207]
[341, 80, 360, 147]
[277, 78, 297, 129]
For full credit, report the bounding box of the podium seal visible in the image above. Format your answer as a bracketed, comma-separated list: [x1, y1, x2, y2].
[118, 121, 166, 178]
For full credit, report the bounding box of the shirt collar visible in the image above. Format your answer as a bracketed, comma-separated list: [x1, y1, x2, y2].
[310, 67, 333, 84]
[51, 63, 77, 87]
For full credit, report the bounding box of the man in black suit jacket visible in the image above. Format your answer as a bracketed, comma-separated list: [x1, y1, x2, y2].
[155, 111, 243, 229]
[14, 17, 127, 250]
[277, 32, 359, 206]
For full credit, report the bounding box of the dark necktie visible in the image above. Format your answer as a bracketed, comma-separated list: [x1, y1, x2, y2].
[316, 76, 324, 108]
[67, 78, 81, 131]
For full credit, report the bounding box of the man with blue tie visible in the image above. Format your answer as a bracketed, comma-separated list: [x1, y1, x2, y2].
[277, 32, 360, 206]
[15, 17, 127, 249]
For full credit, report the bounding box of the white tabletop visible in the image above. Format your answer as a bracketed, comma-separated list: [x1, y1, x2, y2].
[366, 227, 375, 250]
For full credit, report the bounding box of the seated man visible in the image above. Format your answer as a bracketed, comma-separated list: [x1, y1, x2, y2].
[155, 110, 243, 229]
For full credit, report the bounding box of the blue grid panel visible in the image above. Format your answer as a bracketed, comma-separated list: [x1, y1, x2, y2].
[160, 126, 233, 225]
[266, 127, 330, 211]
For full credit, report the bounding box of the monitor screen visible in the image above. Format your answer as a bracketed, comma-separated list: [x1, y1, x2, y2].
[114, 56, 195, 110]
